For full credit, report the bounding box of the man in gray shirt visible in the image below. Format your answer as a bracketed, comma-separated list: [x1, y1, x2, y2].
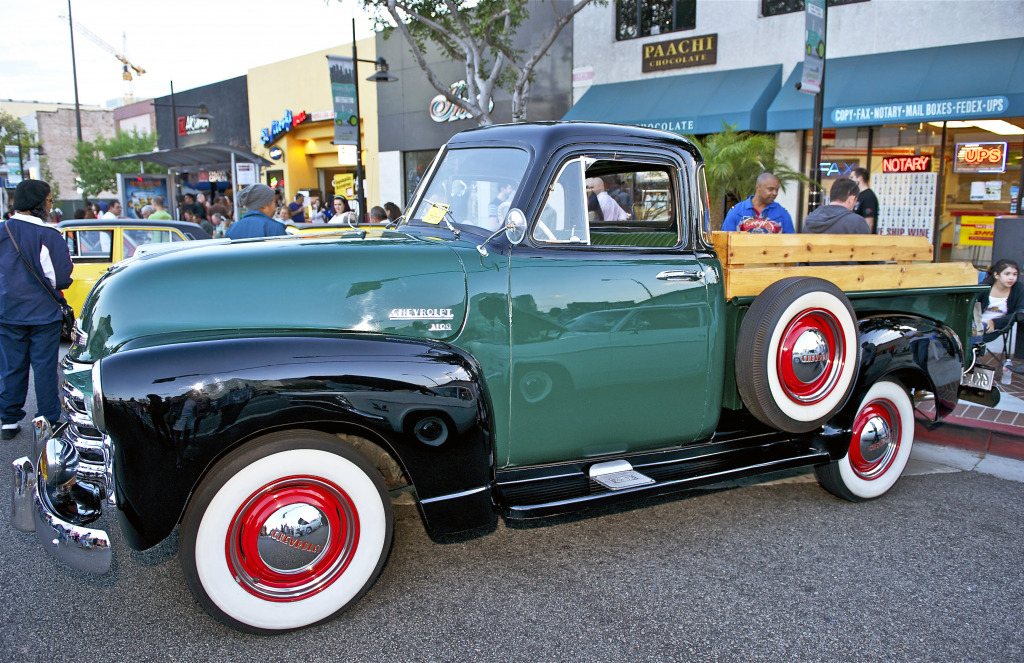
[804, 178, 869, 234]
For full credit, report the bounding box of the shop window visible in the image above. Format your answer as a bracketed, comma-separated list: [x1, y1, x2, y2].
[403, 149, 440, 207]
[616, 0, 696, 41]
[761, 0, 868, 18]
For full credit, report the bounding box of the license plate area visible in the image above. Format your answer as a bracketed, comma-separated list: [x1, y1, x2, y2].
[961, 365, 995, 391]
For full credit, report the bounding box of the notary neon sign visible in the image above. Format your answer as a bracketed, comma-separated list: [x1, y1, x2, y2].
[882, 156, 932, 173]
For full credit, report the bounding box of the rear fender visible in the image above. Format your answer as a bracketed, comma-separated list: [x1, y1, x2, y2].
[98, 335, 496, 550]
[816, 314, 963, 459]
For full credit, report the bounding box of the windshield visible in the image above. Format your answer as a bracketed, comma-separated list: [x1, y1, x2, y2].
[408, 147, 531, 233]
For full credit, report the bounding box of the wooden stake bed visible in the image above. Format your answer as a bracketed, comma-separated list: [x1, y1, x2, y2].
[711, 232, 979, 299]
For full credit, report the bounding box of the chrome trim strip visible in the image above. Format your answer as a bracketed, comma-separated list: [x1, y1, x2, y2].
[11, 457, 35, 533]
[418, 485, 489, 505]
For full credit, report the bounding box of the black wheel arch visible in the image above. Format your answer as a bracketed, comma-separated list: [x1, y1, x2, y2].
[815, 313, 963, 460]
[98, 334, 498, 550]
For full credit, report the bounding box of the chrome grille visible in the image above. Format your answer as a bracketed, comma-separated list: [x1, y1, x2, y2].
[59, 363, 114, 503]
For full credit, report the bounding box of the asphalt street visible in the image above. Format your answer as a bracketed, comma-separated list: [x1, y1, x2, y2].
[2, 361, 1023, 662]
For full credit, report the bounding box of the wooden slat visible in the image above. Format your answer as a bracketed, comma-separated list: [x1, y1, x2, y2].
[723, 262, 979, 299]
[711, 232, 933, 265]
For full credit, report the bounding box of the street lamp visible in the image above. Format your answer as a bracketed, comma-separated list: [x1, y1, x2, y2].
[350, 18, 397, 223]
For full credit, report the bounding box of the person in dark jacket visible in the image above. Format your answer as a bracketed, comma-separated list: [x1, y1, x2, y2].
[0, 180, 74, 440]
[804, 178, 870, 235]
[226, 184, 289, 239]
[973, 259, 1024, 371]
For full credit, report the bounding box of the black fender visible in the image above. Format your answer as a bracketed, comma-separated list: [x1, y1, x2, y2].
[98, 335, 496, 550]
[815, 314, 963, 459]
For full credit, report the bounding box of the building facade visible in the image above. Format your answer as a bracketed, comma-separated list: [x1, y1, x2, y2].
[375, 0, 576, 207]
[569, 0, 1024, 259]
[247, 38, 380, 215]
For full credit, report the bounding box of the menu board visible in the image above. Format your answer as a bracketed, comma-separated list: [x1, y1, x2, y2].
[873, 172, 938, 243]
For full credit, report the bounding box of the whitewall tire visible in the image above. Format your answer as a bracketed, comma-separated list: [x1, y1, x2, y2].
[180, 430, 393, 633]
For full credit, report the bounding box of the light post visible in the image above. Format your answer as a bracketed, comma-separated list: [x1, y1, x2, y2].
[349, 18, 397, 223]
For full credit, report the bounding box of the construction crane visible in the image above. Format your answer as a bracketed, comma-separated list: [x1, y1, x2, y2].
[59, 14, 146, 104]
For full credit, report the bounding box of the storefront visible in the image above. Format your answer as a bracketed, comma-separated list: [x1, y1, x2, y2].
[766, 38, 1024, 264]
[247, 40, 379, 215]
[153, 76, 253, 200]
[375, 0, 576, 207]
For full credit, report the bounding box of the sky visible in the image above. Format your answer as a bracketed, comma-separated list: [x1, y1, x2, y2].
[1, 0, 379, 109]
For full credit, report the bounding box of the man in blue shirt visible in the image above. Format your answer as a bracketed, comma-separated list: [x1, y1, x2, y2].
[227, 184, 289, 239]
[721, 172, 795, 234]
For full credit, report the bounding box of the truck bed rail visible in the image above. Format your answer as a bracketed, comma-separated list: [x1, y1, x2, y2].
[711, 232, 978, 299]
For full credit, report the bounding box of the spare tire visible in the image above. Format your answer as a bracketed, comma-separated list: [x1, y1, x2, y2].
[735, 277, 859, 433]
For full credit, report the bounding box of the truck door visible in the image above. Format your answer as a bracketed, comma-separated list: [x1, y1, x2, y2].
[505, 155, 722, 468]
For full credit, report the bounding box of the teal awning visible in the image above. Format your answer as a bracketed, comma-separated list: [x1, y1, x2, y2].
[563, 65, 782, 134]
[767, 38, 1024, 131]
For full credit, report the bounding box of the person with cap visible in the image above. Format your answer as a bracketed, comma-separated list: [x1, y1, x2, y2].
[0, 179, 74, 440]
[226, 184, 289, 239]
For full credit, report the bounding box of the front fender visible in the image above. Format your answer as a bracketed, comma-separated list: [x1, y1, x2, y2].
[98, 335, 496, 550]
[817, 314, 963, 459]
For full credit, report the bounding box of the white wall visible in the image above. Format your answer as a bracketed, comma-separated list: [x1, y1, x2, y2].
[574, 0, 1024, 92]
[378, 150, 403, 208]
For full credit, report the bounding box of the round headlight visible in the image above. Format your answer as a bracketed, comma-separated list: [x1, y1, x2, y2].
[91, 361, 106, 431]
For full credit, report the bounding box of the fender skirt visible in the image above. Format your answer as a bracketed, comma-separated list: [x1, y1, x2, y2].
[98, 335, 496, 550]
[815, 314, 963, 459]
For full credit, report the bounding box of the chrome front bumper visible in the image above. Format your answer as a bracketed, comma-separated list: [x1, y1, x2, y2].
[10, 418, 111, 574]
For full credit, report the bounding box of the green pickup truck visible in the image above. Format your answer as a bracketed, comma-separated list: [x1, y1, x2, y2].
[12, 122, 993, 633]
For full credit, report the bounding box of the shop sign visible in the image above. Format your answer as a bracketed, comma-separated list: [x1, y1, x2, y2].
[269, 147, 283, 161]
[641, 33, 717, 73]
[954, 142, 1007, 174]
[818, 161, 858, 177]
[832, 95, 1008, 125]
[638, 119, 696, 133]
[429, 81, 493, 123]
[958, 215, 995, 246]
[178, 115, 211, 136]
[260, 109, 311, 146]
[882, 155, 931, 173]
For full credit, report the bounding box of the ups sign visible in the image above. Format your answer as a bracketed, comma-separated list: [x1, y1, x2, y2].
[642, 33, 717, 73]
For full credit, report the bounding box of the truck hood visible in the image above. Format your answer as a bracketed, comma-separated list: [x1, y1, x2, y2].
[72, 230, 469, 362]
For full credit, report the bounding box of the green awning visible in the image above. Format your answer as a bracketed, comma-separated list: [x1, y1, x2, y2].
[767, 38, 1024, 131]
[563, 65, 782, 134]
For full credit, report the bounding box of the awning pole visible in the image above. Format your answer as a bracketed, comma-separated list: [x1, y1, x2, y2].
[231, 151, 238, 221]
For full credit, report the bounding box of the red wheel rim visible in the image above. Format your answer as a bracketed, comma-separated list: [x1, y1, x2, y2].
[226, 476, 360, 602]
[777, 308, 845, 404]
[849, 399, 901, 480]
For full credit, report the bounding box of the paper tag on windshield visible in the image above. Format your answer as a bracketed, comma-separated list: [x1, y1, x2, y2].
[423, 203, 450, 226]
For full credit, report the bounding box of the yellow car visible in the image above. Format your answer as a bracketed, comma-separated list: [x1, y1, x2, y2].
[59, 219, 211, 317]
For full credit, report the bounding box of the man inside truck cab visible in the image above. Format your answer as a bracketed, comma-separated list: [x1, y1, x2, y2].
[721, 172, 795, 234]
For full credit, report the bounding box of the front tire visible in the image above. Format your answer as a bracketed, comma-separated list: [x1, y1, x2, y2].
[815, 379, 915, 501]
[180, 430, 393, 633]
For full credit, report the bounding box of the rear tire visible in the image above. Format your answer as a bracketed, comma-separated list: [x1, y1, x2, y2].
[736, 277, 859, 433]
[180, 430, 393, 633]
[815, 379, 914, 502]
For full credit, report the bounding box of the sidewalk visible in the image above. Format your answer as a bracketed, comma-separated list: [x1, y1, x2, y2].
[915, 355, 1024, 462]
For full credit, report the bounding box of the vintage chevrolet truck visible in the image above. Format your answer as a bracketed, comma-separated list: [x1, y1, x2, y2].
[12, 122, 996, 633]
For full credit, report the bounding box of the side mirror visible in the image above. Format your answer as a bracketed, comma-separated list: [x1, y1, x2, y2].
[504, 208, 527, 245]
[477, 208, 527, 257]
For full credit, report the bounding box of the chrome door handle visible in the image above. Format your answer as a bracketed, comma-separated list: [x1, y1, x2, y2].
[656, 269, 704, 282]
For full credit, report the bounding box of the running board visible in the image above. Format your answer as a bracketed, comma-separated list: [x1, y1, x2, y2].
[497, 439, 829, 520]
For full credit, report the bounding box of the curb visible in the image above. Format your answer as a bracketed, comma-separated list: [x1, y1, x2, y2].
[914, 414, 1024, 463]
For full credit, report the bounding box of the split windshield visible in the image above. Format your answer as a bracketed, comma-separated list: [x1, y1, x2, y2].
[408, 147, 531, 233]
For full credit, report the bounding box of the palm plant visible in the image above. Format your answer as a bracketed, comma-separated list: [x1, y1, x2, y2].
[689, 123, 807, 229]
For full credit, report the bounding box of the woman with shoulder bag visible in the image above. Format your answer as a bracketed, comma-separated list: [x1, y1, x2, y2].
[0, 179, 74, 440]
